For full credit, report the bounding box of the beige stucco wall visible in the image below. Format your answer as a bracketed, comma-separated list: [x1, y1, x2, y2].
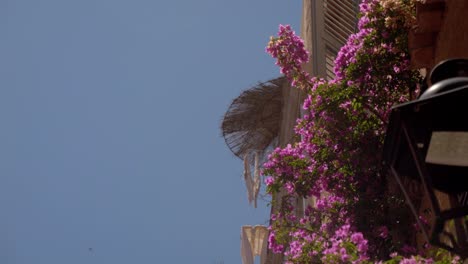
[265, 1, 312, 263]
[301, 0, 314, 76]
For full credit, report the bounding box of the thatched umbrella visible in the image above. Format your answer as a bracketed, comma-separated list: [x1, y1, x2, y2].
[221, 77, 284, 161]
[221, 77, 285, 207]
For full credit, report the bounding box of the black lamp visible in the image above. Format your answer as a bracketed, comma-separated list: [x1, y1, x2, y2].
[382, 59, 468, 257]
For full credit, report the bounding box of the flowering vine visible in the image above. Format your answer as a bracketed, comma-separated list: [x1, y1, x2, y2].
[262, 0, 462, 263]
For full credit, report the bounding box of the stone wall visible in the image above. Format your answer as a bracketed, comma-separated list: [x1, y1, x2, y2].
[410, 0, 468, 70]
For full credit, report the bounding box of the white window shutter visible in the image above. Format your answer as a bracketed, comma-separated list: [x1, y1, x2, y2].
[311, 0, 359, 80]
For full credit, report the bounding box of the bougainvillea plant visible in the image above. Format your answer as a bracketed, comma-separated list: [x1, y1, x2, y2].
[262, 0, 462, 263]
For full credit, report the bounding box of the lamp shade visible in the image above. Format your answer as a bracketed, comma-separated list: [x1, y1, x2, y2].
[382, 75, 468, 256]
[383, 79, 468, 193]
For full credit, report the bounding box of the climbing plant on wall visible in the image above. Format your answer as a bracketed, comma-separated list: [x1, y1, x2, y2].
[262, 0, 461, 263]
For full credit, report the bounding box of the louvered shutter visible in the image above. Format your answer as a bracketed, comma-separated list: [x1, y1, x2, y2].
[310, 0, 359, 80]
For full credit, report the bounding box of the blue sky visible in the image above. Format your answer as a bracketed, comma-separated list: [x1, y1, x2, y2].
[1, 1, 301, 263]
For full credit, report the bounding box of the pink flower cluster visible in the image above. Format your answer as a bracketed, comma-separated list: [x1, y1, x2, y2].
[321, 224, 369, 263]
[266, 25, 312, 89]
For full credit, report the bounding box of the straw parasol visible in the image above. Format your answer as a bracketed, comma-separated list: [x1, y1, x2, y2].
[221, 77, 284, 160]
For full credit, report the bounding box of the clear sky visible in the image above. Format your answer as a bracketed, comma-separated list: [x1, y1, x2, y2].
[1, 1, 301, 263]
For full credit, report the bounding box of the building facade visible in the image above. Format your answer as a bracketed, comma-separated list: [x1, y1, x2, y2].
[224, 0, 468, 263]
